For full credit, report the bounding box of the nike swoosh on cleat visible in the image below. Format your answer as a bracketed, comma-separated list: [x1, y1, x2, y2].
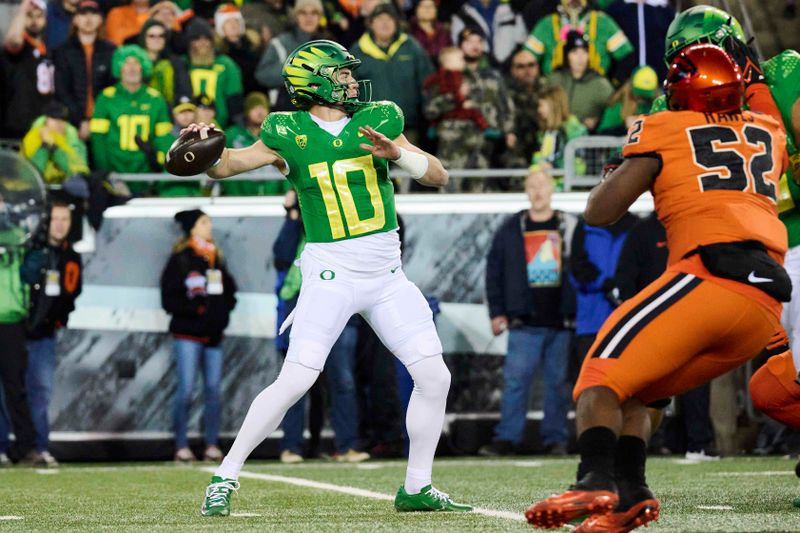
[747, 271, 773, 283]
[390, 267, 399, 273]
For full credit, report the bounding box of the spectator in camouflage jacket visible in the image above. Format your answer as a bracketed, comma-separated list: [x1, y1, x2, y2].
[427, 26, 515, 192]
[504, 47, 545, 171]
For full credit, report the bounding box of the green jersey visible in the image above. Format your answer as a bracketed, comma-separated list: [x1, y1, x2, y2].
[260, 101, 402, 243]
[525, 10, 633, 76]
[188, 55, 243, 127]
[89, 84, 172, 193]
[764, 50, 800, 247]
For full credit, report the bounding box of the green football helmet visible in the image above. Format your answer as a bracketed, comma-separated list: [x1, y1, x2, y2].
[282, 40, 371, 112]
[664, 6, 745, 64]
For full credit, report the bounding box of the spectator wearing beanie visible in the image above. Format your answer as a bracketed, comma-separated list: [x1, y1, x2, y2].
[183, 17, 243, 127]
[161, 208, 237, 463]
[1, 0, 54, 139]
[90, 45, 172, 194]
[255, 0, 329, 111]
[504, 48, 546, 170]
[597, 64, 659, 135]
[224, 91, 289, 196]
[138, 19, 192, 106]
[148, 1, 189, 54]
[545, 30, 614, 131]
[215, 4, 261, 95]
[106, 0, 152, 46]
[52, 0, 116, 140]
[351, 3, 434, 142]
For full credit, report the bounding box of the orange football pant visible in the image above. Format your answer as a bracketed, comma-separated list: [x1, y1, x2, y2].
[574, 269, 778, 405]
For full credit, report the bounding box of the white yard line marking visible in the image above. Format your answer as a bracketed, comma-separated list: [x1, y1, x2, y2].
[512, 461, 543, 467]
[356, 464, 385, 470]
[0, 516, 23, 520]
[35, 469, 59, 475]
[697, 505, 733, 510]
[711, 471, 794, 477]
[230, 512, 262, 517]
[202, 467, 526, 522]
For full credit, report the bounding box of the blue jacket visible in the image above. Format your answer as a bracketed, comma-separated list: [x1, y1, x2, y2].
[569, 214, 637, 336]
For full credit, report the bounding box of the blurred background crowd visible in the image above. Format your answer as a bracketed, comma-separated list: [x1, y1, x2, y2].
[0, 0, 727, 201]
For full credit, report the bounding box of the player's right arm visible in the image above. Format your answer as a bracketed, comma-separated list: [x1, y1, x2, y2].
[209, 140, 287, 180]
[181, 122, 287, 179]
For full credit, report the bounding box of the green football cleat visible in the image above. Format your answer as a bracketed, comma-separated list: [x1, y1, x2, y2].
[394, 485, 473, 512]
[201, 475, 240, 517]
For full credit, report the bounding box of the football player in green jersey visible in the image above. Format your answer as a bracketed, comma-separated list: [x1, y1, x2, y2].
[190, 40, 471, 517]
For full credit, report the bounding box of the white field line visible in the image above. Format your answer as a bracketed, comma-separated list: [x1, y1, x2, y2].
[0, 516, 23, 520]
[711, 471, 794, 477]
[697, 505, 734, 510]
[203, 467, 526, 522]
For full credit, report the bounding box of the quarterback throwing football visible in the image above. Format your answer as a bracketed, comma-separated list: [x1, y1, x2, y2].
[183, 40, 472, 517]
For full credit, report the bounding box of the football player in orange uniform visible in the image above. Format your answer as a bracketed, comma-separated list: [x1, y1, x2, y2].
[526, 43, 788, 532]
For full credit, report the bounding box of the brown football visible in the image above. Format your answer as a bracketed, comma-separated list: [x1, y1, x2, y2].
[165, 127, 226, 176]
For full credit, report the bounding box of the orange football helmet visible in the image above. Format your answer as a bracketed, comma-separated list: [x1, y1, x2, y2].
[664, 43, 744, 113]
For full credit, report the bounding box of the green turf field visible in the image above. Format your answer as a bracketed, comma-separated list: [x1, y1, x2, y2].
[1, 456, 798, 532]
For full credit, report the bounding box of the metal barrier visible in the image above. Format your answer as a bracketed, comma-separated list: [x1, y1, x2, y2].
[109, 167, 567, 196]
[562, 135, 626, 191]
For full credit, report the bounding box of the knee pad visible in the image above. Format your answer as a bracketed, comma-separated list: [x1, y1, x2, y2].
[286, 338, 331, 371]
[394, 328, 443, 367]
[407, 355, 451, 397]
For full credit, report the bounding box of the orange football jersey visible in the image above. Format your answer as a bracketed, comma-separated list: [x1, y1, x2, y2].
[623, 110, 789, 266]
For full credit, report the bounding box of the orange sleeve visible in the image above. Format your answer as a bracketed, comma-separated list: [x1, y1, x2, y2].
[747, 84, 785, 133]
[621, 112, 668, 158]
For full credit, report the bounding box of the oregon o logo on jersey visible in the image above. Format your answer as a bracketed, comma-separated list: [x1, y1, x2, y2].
[333, 139, 343, 148]
[320, 270, 335, 280]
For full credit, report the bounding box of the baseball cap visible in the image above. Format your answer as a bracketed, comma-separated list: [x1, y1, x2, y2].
[173, 95, 196, 114]
[631, 65, 659, 99]
[457, 25, 486, 46]
[75, 0, 101, 14]
[369, 3, 399, 22]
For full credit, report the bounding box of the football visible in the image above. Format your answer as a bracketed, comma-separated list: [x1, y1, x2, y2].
[165, 127, 226, 176]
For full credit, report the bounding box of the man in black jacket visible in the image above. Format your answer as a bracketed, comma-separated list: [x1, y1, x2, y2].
[481, 167, 577, 456]
[52, 0, 115, 140]
[19, 199, 82, 467]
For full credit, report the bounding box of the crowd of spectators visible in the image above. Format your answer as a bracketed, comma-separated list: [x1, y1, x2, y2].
[0, 0, 676, 201]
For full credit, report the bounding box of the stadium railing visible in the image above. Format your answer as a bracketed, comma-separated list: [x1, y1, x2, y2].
[562, 135, 626, 191]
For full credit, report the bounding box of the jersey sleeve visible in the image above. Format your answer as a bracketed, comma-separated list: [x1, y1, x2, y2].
[259, 113, 290, 153]
[371, 101, 405, 140]
[622, 112, 669, 158]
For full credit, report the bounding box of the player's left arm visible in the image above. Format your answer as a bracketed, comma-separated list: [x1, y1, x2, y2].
[358, 126, 448, 188]
[584, 157, 660, 226]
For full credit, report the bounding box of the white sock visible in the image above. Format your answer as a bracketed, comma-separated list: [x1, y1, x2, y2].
[403, 355, 450, 494]
[214, 361, 320, 480]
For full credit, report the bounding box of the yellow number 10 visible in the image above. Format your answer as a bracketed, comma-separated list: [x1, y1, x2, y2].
[308, 155, 386, 239]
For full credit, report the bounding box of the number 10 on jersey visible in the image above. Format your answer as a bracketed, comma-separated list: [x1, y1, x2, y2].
[308, 155, 386, 239]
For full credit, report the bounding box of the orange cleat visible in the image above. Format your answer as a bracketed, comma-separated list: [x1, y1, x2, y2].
[573, 498, 661, 533]
[525, 489, 619, 529]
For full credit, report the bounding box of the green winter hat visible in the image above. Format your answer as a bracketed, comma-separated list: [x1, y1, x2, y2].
[112, 44, 153, 80]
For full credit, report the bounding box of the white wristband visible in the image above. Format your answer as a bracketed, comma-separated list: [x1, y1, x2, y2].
[393, 147, 429, 180]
